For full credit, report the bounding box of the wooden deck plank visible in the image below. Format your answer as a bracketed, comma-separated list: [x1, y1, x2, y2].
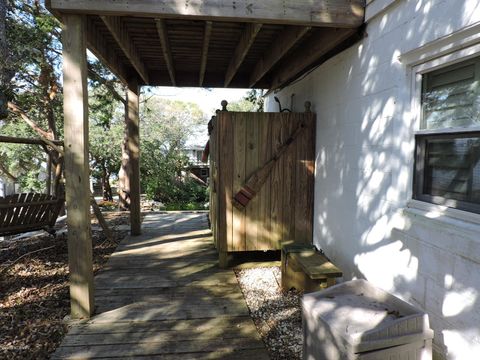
[53, 212, 267, 359]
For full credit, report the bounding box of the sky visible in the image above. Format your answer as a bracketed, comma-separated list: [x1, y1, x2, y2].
[149, 86, 251, 147]
[151, 86, 250, 114]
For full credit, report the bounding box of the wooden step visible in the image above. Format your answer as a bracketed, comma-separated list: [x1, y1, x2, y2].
[291, 251, 342, 279]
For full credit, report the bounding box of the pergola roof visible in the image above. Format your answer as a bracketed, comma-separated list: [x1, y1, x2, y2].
[48, 0, 365, 89]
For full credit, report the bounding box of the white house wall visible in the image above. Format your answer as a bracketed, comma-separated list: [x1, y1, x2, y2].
[265, 1, 480, 358]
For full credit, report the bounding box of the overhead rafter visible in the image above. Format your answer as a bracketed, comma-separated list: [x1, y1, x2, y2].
[199, 21, 212, 87]
[49, 0, 365, 28]
[269, 28, 357, 90]
[100, 16, 149, 84]
[85, 18, 129, 85]
[224, 23, 262, 87]
[155, 19, 176, 87]
[249, 26, 311, 88]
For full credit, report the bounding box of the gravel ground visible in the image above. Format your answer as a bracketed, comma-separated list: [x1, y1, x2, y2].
[0, 212, 133, 360]
[235, 266, 303, 360]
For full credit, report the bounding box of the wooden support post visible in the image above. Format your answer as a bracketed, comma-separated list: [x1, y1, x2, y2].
[127, 80, 141, 235]
[62, 14, 94, 319]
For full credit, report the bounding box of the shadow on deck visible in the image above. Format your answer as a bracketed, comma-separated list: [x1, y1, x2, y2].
[53, 212, 269, 359]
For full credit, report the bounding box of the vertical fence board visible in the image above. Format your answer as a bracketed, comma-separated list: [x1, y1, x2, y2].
[281, 113, 297, 246]
[305, 113, 316, 244]
[245, 113, 260, 250]
[232, 113, 247, 251]
[256, 114, 272, 250]
[270, 113, 285, 250]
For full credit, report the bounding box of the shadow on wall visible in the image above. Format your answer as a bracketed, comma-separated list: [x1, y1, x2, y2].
[265, 0, 480, 358]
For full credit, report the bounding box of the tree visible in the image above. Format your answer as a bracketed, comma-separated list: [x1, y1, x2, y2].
[0, 0, 63, 193]
[0, 0, 9, 119]
[226, 89, 265, 112]
[140, 97, 209, 208]
[0, 1, 125, 198]
[88, 60, 125, 200]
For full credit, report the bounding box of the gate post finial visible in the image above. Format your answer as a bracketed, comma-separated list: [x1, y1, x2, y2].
[304, 101, 311, 113]
[221, 100, 228, 111]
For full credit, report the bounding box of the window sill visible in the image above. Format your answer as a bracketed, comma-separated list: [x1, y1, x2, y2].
[415, 126, 480, 136]
[406, 199, 480, 227]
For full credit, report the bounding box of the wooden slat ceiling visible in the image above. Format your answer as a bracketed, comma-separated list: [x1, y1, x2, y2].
[48, 1, 366, 90]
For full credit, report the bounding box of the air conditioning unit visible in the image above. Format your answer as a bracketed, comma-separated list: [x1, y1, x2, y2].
[302, 279, 434, 360]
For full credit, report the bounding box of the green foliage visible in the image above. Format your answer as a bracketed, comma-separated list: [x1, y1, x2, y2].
[140, 97, 209, 209]
[0, 1, 63, 192]
[88, 61, 125, 199]
[226, 89, 265, 112]
[245, 89, 265, 112]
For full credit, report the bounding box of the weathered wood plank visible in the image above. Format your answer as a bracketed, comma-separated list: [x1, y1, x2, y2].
[62, 14, 94, 319]
[62, 323, 259, 346]
[101, 16, 149, 83]
[269, 27, 357, 90]
[245, 113, 259, 250]
[224, 23, 262, 87]
[294, 112, 315, 244]
[53, 212, 267, 358]
[85, 17, 129, 85]
[305, 112, 316, 244]
[249, 26, 311, 87]
[54, 349, 270, 360]
[291, 251, 343, 279]
[256, 114, 272, 250]
[155, 19, 176, 86]
[280, 113, 297, 246]
[269, 113, 284, 249]
[67, 316, 254, 335]
[232, 113, 246, 251]
[49, 0, 365, 28]
[0, 135, 64, 146]
[199, 21, 212, 86]
[218, 112, 234, 265]
[54, 344, 268, 359]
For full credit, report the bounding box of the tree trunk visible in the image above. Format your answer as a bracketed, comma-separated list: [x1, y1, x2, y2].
[118, 102, 131, 210]
[100, 163, 113, 201]
[0, 0, 10, 119]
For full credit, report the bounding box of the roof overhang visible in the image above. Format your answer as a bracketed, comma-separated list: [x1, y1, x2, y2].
[47, 0, 365, 90]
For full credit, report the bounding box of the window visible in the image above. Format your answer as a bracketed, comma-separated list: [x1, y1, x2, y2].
[414, 56, 480, 213]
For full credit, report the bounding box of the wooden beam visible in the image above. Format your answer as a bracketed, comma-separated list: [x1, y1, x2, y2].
[62, 14, 94, 319]
[0, 135, 63, 146]
[249, 26, 311, 88]
[155, 19, 176, 87]
[199, 21, 212, 87]
[269, 28, 357, 90]
[101, 16, 149, 84]
[49, 0, 365, 28]
[126, 79, 141, 236]
[86, 17, 129, 85]
[224, 23, 262, 87]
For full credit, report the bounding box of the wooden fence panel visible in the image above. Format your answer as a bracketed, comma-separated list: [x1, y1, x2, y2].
[212, 111, 315, 254]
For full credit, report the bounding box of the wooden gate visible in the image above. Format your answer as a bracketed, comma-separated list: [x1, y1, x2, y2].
[209, 108, 316, 266]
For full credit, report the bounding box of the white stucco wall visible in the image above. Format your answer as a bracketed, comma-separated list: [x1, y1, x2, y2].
[265, 1, 480, 358]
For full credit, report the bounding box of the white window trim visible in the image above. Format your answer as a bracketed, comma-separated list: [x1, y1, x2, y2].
[405, 35, 480, 222]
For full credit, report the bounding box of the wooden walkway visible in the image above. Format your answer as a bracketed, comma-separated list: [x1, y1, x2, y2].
[53, 212, 269, 359]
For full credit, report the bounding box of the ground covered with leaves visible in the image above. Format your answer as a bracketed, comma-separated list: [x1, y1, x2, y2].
[0, 212, 131, 360]
[235, 266, 303, 360]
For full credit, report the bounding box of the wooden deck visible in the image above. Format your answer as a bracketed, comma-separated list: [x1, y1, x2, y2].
[53, 212, 269, 359]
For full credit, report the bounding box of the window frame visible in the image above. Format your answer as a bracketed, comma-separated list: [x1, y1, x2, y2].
[411, 48, 480, 213]
[413, 131, 480, 214]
